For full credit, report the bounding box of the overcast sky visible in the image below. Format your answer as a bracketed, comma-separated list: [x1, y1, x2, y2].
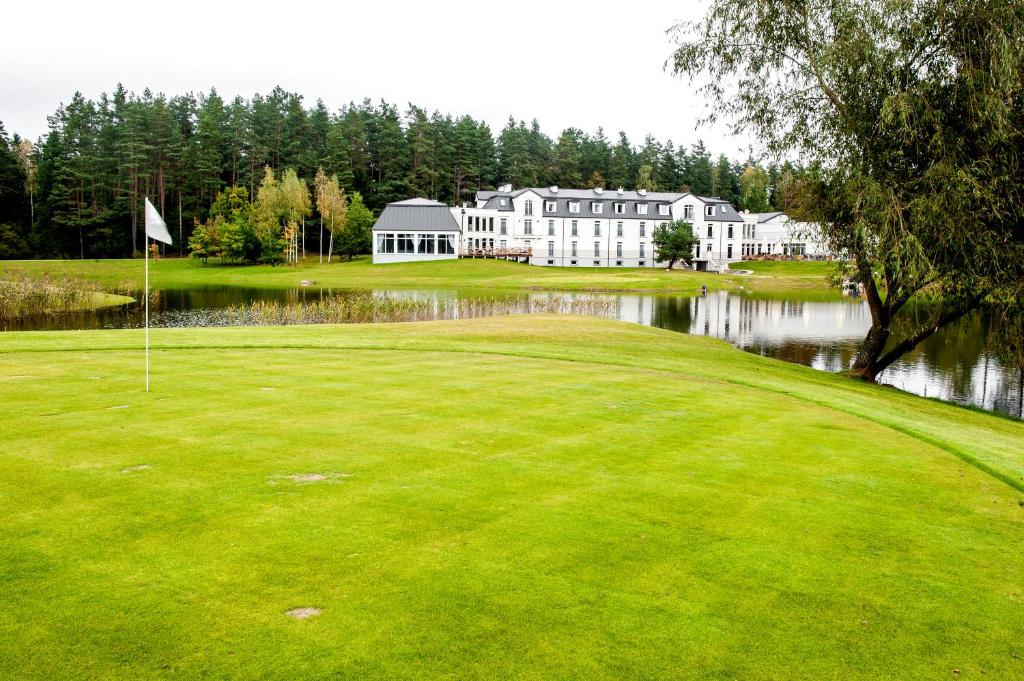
[1, 0, 751, 156]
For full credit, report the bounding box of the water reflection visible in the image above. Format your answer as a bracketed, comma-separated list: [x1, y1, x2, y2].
[2, 286, 1020, 418]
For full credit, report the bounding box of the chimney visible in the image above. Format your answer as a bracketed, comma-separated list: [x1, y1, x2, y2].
[617, 187, 625, 195]
[499, 183, 512, 193]
[549, 185, 559, 193]
[638, 189, 648, 196]
[593, 187, 604, 195]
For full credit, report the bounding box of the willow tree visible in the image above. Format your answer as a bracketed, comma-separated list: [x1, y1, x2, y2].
[672, 0, 1024, 381]
[314, 168, 348, 263]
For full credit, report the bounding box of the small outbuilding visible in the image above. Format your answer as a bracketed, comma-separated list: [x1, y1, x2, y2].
[371, 198, 460, 264]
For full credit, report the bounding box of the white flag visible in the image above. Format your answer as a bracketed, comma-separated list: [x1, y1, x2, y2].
[145, 197, 173, 245]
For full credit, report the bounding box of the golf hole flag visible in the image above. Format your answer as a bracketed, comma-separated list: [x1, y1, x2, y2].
[144, 198, 172, 392]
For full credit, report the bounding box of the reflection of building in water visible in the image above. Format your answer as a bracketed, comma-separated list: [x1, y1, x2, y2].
[686, 292, 871, 349]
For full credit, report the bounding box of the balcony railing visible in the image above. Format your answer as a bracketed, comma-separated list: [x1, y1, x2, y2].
[460, 247, 534, 258]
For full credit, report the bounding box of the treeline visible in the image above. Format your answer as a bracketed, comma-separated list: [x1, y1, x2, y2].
[0, 84, 803, 259]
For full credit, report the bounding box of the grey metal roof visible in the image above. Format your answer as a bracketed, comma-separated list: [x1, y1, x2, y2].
[475, 187, 745, 223]
[372, 199, 461, 232]
[703, 202, 745, 223]
[482, 196, 516, 211]
[390, 197, 448, 207]
[537, 198, 676, 220]
[750, 211, 785, 223]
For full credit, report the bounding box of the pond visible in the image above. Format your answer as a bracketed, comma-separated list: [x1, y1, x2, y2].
[3, 285, 1021, 418]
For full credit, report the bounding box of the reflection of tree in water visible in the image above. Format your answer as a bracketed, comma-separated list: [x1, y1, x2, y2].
[650, 295, 694, 334]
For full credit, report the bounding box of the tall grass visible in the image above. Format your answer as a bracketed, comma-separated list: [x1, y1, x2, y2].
[150, 291, 619, 327]
[0, 271, 105, 319]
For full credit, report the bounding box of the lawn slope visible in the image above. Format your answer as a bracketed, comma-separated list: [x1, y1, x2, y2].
[1, 316, 1021, 679]
[2, 256, 836, 296]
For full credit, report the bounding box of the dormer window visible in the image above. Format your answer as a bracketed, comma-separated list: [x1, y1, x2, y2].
[614, 203, 625, 214]
[569, 201, 580, 214]
[705, 205, 714, 217]
[591, 202, 603, 213]
[544, 200, 556, 212]
[499, 199, 507, 207]
[637, 204, 648, 215]
[525, 200, 533, 216]
[658, 204, 669, 216]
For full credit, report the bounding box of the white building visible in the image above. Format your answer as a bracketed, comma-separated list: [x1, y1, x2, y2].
[373, 187, 831, 268]
[371, 198, 460, 264]
[741, 211, 831, 258]
[459, 185, 748, 270]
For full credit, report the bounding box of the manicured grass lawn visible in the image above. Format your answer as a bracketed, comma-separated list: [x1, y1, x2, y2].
[1, 316, 1021, 678]
[1, 256, 838, 296]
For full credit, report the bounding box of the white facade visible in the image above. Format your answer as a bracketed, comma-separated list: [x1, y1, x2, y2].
[460, 186, 748, 270]
[373, 189, 832, 268]
[741, 212, 831, 258]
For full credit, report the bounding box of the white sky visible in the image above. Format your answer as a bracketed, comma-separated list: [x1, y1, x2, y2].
[0, 0, 751, 156]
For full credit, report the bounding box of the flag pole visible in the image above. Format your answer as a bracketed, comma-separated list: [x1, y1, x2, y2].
[143, 196, 171, 393]
[145, 231, 150, 393]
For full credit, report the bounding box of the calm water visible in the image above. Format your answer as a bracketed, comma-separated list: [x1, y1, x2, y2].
[3, 285, 1021, 418]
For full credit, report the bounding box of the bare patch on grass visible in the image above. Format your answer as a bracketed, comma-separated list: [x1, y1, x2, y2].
[285, 607, 321, 620]
[268, 472, 350, 485]
[108, 404, 130, 410]
[121, 464, 151, 473]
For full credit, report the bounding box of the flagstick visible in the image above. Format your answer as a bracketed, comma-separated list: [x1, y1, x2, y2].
[145, 235, 150, 393]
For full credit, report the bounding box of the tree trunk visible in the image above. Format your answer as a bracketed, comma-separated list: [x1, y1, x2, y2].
[178, 193, 183, 257]
[849, 323, 891, 381]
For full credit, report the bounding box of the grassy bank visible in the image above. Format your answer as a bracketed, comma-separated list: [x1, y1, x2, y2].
[1, 256, 837, 296]
[1, 316, 1021, 678]
[0, 271, 134, 318]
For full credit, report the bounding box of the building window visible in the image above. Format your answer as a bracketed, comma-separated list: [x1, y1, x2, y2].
[397, 233, 415, 254]
[637, 204, 648, 215]
[524, 219, 533, 235]
[751, 225, 756, 239]
[616, 221, 623, 237]
[707, 225, 713, 238]
[727, 244, 733, 258]
[571, 241, 577, 257]
[418, 234, 436, 254]
[500, 218, 507, 234]
[548, 220, 555, 236]
[639, 222, 646, 237]
[569, 201, 580, 213]
[658, 204, 669, 216]
[489, 217, 494, 232]
[525, 200, 533, 216]
[500, 239, 507, 249]
[639, 243, 646, 259]
[594, 221, 601, 237]
[548, 241, 555, 257]
[499, 198, 507, 207]
[684, 204, 693, 220]
[571, 220, 578, 236]
[727, 225, 733, 239]
[706, 241, 713, 256]
[594, 241, 601, 257]
[591, 202, 603, 213]
[381, 233, 395, 253]
[705, 205, 714, 217]
[545, 200, 556, 212]
[616, 242, 623, 258]
[696, 243, 700, 258]
[614, 203, 625, 214]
